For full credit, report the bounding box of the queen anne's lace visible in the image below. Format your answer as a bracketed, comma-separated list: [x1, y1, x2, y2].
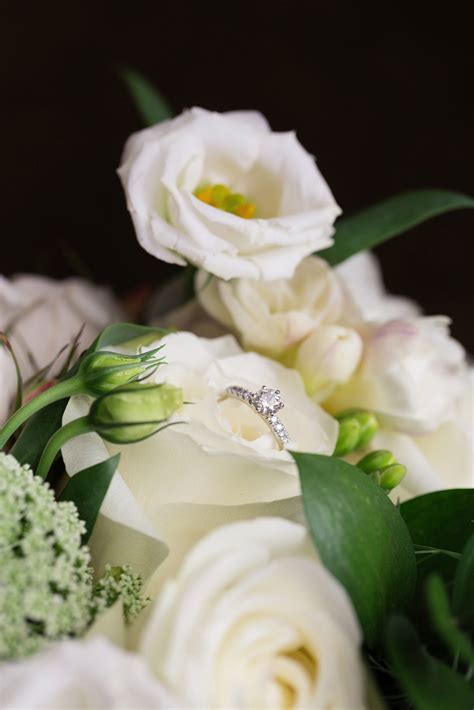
[0, 453, 149, 659]
[92, 565, 150, 623]
[0, 453, 92, 659]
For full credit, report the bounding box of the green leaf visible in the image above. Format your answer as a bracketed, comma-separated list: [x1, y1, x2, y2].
[426, 574, 474, 666]
[10, 400, 67, 469]
[121, 68, 173, 126]
[293, 452, 416, 647]
[0, 331, 23, 413]
[89, 323, 168, 354]
[59, 454, 119, 543]
[401, 489, 474, 584]
[453, 535, 474, 629]
[320, 190, 474, 266]
[386, 615, 474, 710]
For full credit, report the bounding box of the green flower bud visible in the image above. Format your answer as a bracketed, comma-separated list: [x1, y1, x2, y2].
[335, 409, 379, 449]
[379, 463, 407, 491]
[78, 348, 164, 396]
[357, 449, 396, 474]
[89, 382, 183, 444]
[334, 417, 362, 456]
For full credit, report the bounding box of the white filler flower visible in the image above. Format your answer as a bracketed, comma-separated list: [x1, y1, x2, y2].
[140, 517, 367, 709]
[0, 453, 92, 659]
[118, 108, 340, 281]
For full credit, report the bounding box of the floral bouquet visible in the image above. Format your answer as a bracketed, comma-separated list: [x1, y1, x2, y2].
[0, 71, 473, 710]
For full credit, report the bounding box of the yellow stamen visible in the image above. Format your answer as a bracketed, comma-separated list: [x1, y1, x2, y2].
[195, 183, 256, 219]
[235, 203, 256, 219]
[195, 187, 213, 205]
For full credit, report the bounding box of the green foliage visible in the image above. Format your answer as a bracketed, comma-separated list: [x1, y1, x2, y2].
[386, 615, 474, 710]
[59, 455, 119, 543]
[121, 68, 173, 126]
[293, 452, 416, 647]
[320, 189, 474, 266]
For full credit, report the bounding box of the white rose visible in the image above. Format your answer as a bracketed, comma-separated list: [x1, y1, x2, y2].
[62, 332, 336, 580]
[378, 369, 473, 499]
[196, 256, 346, 357]
[336, 252, 421, 323]
[140, 517, 367, 709]
[118, 108, 340, 281]
[0, 274, 123, 423]
[0, 637, 175, 709]
[326, 316, 467, 434]
[295, 325, 363, 402]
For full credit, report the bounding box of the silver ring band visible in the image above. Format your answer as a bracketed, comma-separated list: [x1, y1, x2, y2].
[220, 385, 290, 450]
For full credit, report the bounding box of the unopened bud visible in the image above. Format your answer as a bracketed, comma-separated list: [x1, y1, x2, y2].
[78, 348, 164, 396]
[89, 382, 182, 444]
[379, 463, 407, 491]
[334, 417, 362, 457]
[357, 449, 396, 474]
[296, 326, 363, 401]
[336, 409, 379, 449]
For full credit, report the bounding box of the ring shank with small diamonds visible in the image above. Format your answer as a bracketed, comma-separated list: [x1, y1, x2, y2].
[221, 385, 290, 450]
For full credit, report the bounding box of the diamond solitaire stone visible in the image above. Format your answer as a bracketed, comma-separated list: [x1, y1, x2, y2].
[253, 386, 284, 415]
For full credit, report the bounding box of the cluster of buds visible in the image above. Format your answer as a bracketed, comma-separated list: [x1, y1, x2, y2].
[0, 348, 166, 449]
[334, 409, 379, 457]
[356, 450, 406, 493]
[334, 408, 406, 493]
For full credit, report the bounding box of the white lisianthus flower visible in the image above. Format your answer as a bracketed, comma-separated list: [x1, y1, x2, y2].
[326, 316, 467, 434]
[196, 256, 345, 357]
[0, 638, 176, 709]
[140, 517, 367, 710]
[336, 252, 421, 323]
[62, 333, 336, 581]
[377, 369, 473, 499]
[0, 275, 123, 423]
[118, 108, 340, 281]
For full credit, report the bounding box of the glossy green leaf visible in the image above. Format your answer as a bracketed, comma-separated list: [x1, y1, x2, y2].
[426, 574, 474, 666]
[386, 615, 474, 710]
[453, 535, 474, 629]
[89, 323, 168, 353]
[59, 454, 119, 543]
[401, 489, 474, 584]
[121, 68, 173, 126]
[293, 453, 416, 647]
[320, 190, 474, 266]
[10, 400, 67, 469]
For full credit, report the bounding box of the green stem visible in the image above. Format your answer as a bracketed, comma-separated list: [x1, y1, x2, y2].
[0, 377, 83, 450]
[36, 416, 93, 480]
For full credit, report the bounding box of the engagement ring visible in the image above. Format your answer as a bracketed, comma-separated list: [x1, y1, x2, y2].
[220, 385, 290, 450]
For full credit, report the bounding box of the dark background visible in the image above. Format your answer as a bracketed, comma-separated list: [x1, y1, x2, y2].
[1, 1, 473, 348]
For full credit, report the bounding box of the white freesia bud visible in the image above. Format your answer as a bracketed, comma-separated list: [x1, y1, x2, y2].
[0, 275, 123, 423]
[327, 316, 467, 433]
[140, 518, 367, 709]
[118, 109, 340, 281]
[196, 256, 345, 357]
[0, 638, 175, 709]
[295, 324, 363, 401]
